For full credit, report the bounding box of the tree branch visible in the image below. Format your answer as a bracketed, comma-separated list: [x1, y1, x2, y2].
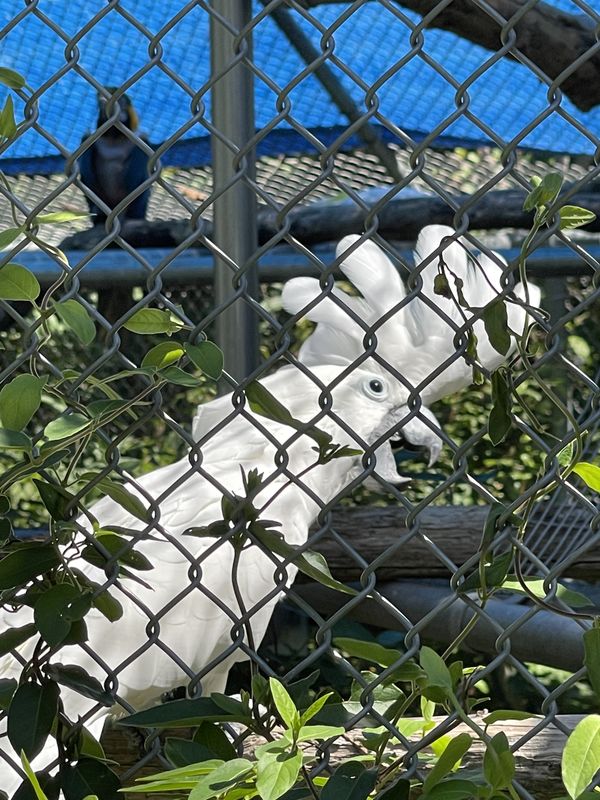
[300, 0, 600, 112]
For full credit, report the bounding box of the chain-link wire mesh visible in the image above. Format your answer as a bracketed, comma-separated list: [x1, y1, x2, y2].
[0, 1, 599, 798]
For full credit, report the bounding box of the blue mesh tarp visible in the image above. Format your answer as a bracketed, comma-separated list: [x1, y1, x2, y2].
[0, 0, 598, 176]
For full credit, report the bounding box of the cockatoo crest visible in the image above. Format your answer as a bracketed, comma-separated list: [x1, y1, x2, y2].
[282, 225, 541, 403]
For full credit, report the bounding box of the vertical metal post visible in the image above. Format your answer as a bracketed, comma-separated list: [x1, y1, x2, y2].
[210, 0, 259, 383]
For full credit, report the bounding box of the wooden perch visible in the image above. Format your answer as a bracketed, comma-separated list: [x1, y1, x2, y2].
[103, 714, 580, 799]
[60, 189, 600, 252]
[301, 0, 600, 112]
[307, 504, 599, 581]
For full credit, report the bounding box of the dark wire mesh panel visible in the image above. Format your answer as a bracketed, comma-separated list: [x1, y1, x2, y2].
[0, 1, 599, 798]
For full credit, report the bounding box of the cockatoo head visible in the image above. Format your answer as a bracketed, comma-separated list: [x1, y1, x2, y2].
[262, 363, 443, 486]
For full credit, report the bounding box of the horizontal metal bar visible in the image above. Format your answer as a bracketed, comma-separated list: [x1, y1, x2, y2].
[12, 243, 596, 289]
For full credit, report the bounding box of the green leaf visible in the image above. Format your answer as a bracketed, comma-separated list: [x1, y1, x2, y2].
[423, 733, 473, 792]
[256, 747, 302, 800]
[34, 584, 89, 646]
[90, 479, 149, 523]
[0, 262, 40, 301]
[141, 341, 184, 369]
[0, 67, 26, 88]
[584, 629, 600, 701]
[488, 368, 512, 446]
[34, 211, 90, 225]
[559, 205, 596, 230]
[321, 762, 378, 800]
[123, 308, 182, 335]
[558, 441, 575, 468]
[54, 299, 96, 345]
[298, 692, 334, 728]
[82, 532, 153, 572]
[483, 710, 541, 727]
[420, 647, 453, 692]
[270, 678, 299, 731]
[193, 721, 237, 761]
[185, 341, 224, 380]
[500, 577, 591, 608]
[296, 724, 344, 742]
[251, 524, 356, 595]
[160, 365, 203, 387]
[119, 697, 252, 728]
[33, 478, 77, 521]
[421, 779, 480, 800]
[43, 412, 90, 441]
[0, 678, 17, 710]
[572, 462, 600, 493]
[334, 638, 421, 679]
[61, 758, 121, 800]
[0, 373, 46, 431]
[45, 664, 114, 706]
[0, 226, 23, 249]
[482, 299, 510, 356]
[92, 589, 123, 622]
[0, 94, 17, 139]
[483, 731, 515, 791]
[19, 751, 50, 800]
[459, 551, 513, 593]
[165, 737, 215, 768]
[189, 759, 254, 800]
[0, 623, 37, 657]
[8, 680, 59, 759]
[523, 172, 563, 211]
[0, 427, 32, 450]
[0, 544, 60, 589]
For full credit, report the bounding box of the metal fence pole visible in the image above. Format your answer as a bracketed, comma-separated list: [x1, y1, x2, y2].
[210, 0, 259, 382]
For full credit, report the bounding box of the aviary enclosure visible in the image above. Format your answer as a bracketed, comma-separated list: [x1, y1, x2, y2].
[0, 1, 599, 799]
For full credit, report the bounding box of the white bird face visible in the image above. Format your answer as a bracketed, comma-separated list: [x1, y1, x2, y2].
[276, 364, 442, 484]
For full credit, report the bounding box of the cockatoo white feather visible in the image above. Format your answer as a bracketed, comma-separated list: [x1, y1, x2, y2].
[0, 364, 438, 794]
[282, 225, 541, 403]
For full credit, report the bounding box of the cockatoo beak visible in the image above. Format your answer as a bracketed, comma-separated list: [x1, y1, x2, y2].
[369, 403, 442, 481]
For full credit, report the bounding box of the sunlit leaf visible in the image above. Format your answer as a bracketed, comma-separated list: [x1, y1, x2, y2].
[185, 341, 224, 380]
[141, 341, 184, 369]
[0, 94, 17, 139]
[423, 733, 473, 792]
[572, 462, 600, 493]
[0, 262, 40, 301]
[54, 299, 96, 345]
[34, 210, 90, 225]
[43, 412, 90, 441]
[0, 373, 46, 431]
[483, 731, 515, 791]
[559, 205, 596, 230]
[123, 308, 183, 335]
[269, 678, 299, 731]
[0, 67, 26, 89]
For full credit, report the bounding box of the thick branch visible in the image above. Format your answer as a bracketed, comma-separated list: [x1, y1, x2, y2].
[301, 0, 600, 111]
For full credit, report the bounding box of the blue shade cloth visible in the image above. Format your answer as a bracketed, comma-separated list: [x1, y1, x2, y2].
[0, 0, 598, 175]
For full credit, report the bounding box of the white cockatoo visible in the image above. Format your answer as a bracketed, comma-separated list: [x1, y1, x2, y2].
[0, 363, 439, 795]
[282, 225, 541, 404]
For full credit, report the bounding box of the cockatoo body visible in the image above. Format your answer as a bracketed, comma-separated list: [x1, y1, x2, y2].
[0, 364, 438, 795]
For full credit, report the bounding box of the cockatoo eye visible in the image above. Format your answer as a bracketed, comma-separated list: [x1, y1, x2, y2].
[363, 376, 388, 400]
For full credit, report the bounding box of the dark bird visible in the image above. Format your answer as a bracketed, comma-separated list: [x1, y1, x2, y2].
[78, 88, 151, 325]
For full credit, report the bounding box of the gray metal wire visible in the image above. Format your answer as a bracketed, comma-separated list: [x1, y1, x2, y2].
[1, 1, 600, 797]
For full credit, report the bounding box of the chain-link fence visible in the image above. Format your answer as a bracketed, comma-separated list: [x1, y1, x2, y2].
[0, 1, 600, 798]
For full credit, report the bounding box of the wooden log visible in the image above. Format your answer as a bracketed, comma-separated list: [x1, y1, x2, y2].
[102, 714, 580, 799]
[301, 0, 600, 112]
[306, 504, 599, 581]
[59, 189, 600, 251]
